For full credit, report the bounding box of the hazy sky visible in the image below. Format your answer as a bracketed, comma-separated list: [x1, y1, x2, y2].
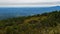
[0, 0, 60, 7]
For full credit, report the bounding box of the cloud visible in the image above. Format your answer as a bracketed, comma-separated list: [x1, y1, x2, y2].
[0, 0, 60, 7]
[0, 0, 60, 3]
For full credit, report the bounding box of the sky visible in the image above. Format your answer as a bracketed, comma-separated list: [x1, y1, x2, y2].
[0, 0, 60, 7]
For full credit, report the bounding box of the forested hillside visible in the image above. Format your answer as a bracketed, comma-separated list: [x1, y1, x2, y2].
[0, 11, 60, 34]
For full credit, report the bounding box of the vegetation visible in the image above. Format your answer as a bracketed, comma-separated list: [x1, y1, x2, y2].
[0, 11, 60, 34]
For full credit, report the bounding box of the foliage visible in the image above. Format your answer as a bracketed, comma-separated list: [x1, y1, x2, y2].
[0, 11, 60, 34]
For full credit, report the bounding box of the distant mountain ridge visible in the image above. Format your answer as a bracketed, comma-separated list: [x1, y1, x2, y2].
[0, 6, 60, 19]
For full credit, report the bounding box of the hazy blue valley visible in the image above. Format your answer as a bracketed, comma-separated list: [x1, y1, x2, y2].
[0, 6, 60, 19]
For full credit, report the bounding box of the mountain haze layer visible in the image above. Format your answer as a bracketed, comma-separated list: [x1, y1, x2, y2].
[0, 6, 60, 19]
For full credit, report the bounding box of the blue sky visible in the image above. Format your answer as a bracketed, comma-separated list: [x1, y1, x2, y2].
[0, 0, 60, 7]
